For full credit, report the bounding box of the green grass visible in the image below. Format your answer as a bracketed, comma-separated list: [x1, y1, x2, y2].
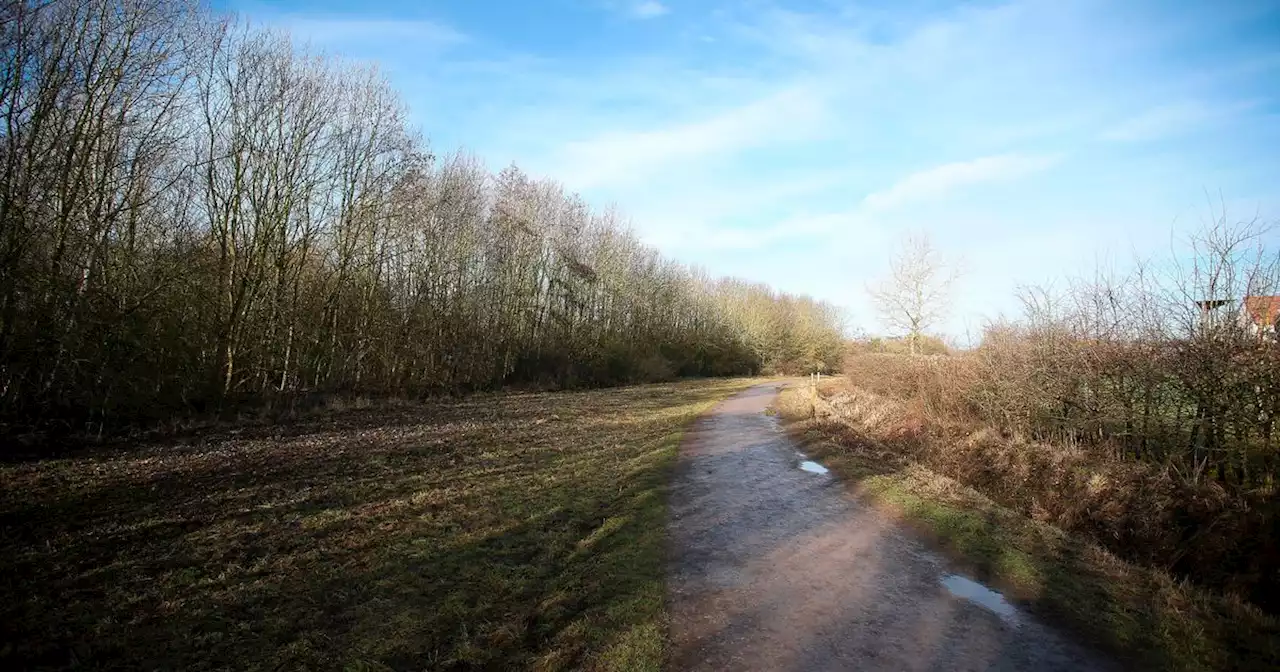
[774, 386, 1280, 672]
[0, 378, 760, 671]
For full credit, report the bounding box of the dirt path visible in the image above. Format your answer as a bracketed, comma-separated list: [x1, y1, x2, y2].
[667, 383, 1119, 671]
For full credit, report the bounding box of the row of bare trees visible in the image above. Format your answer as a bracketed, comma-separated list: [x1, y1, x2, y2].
[0, 0, 845, 433]
[849, 219, 1279, 610]
[864, 217, 1278, 489]
[971, 217, 1279, 490]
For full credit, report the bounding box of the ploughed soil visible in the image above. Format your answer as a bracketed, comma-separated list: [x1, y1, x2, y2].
[666, 383, 1119, 671]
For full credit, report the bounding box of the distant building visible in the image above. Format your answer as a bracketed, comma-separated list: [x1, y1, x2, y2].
[1195, 299, 1232, 331]
[1194, 296, 1279, 340]
[1241, 296, 1280, 338]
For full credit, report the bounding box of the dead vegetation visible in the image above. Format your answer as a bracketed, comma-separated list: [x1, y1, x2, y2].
[841, 215, 1280, 607]
[770, 214, 1280, 669]
[775, 379, 1280, 670]
[836, 351, 1275, 596]
[0, 378, 758, 671]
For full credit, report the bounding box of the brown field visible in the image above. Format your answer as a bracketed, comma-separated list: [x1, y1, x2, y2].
[0, 378, 760, 671]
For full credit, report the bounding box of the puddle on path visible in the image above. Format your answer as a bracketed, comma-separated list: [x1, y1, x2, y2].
[799, 460, 829, 474]
[941, 574, 1020, 625]
[793, 452, 830, 474]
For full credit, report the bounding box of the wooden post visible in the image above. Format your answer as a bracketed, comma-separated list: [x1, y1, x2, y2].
[809, 371, 818, 418]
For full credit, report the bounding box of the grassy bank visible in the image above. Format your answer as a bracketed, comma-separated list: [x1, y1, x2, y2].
[773, 382, 1279, 672]
[0, 378, 759, 671]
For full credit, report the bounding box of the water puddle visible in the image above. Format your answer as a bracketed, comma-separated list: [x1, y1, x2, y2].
[940, 574, 1020, 625]
[798, 459, 829, 474]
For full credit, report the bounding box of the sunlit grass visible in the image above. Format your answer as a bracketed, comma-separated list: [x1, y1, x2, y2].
[0, 378, 760, 670]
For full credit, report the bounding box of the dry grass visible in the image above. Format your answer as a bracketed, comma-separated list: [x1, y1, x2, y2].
[774, 381, 1280, 671]
[841, 352, 1280, 606]
[0, 378, 760, 671]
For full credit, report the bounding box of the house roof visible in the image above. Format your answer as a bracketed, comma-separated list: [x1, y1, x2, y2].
[1243, 296, 1280, 328]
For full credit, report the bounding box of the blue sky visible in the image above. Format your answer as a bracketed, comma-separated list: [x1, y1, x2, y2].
[227, 0, 1280, 341]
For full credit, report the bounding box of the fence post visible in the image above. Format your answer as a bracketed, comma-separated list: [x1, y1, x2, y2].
[809, 371, 818, 418]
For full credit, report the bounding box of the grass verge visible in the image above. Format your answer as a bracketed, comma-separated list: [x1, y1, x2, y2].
[0, 378, 760, 671]
[773, 383, 1279, 672]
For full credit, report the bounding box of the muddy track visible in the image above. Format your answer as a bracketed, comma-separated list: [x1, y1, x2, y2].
[666, 383, 1118, 671]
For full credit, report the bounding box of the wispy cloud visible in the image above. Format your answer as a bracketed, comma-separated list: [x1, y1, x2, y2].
[239, 0, 1280, 336]
[1100, 100, 1258, 142]
[645, 153, 1062, 252]
[629, 1, 669, 20]
[862, 154, 1064, 211]
[704, 210, 873, 249]
[549, 84, 828, 190]
[275, 17, 468, 50]
[631, 170, 865, 250]
[642, 210, 873, 252]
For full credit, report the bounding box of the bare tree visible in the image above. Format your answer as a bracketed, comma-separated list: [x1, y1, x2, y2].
[0, 0, 850, 433]
[867, 233, 959, 354]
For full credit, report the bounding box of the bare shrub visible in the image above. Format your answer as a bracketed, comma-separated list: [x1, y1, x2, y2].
[836, 213, 1280, 612]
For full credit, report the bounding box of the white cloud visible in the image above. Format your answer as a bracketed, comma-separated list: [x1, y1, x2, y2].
[1100, 100, 1257, 142]
[630, 1, 669, 19]
[645, 210, 869, 251]
[616, 166, 866, 252]
[734, 211, 874, 248]
[549, 84, 828, 190]
[862, 153, 1064, 211]
[644, 153, 1062, 251]
[278, 17, 467, 50]
[233, 0, 1280, 339]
